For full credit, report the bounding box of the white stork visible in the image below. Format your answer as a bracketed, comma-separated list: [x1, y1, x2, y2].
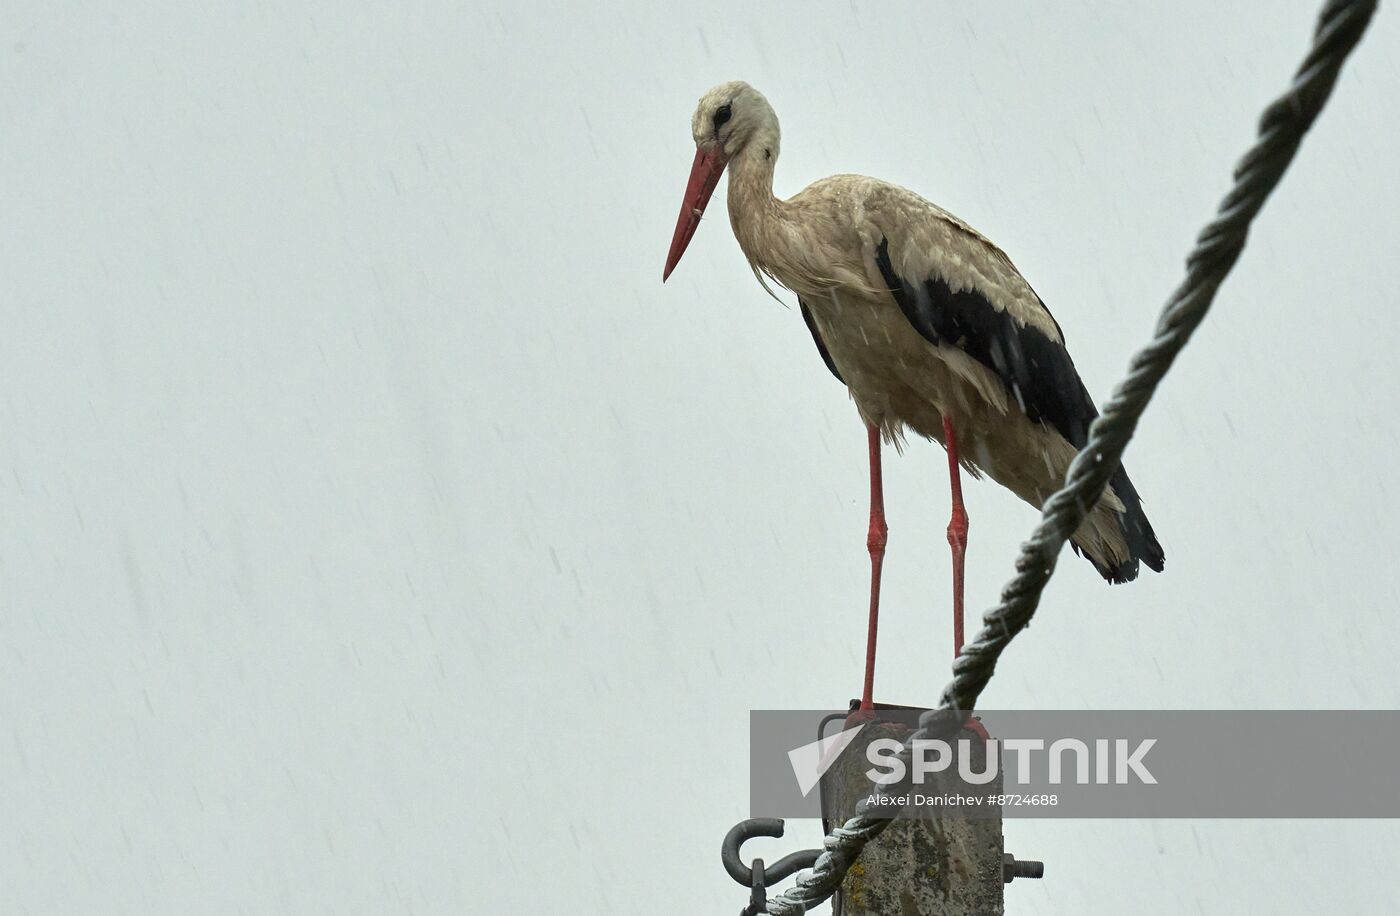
[663, 82, 1164, 712]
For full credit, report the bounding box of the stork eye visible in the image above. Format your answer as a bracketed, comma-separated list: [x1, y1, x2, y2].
[714, 104, 732, 128]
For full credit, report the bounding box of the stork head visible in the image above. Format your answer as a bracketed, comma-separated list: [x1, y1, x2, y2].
[663, 81, 778, 281]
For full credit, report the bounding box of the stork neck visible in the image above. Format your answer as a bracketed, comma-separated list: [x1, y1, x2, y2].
[725, 142, 782, 263]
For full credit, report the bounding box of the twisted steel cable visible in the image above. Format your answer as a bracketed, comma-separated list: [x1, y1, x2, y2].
[764, 1, 1377, 911]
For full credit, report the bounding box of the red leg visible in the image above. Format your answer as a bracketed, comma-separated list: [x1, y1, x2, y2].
[943, 416, 969, 658]
[859, 423, 888, 712]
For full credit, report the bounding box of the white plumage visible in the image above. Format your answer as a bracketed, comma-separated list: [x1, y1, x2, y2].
[665, 81, 1163, 583]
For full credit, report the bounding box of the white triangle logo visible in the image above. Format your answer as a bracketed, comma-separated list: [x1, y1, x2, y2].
[787, 724, 866, 797]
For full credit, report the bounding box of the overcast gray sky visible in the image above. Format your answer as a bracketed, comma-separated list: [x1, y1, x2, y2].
[4, 2, 1398, 913]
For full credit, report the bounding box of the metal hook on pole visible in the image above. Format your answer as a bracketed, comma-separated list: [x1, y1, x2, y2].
[721, 818, 821, 915]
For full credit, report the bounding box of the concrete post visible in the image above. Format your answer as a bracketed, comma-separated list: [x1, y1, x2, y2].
[819, 710, 1005, 915]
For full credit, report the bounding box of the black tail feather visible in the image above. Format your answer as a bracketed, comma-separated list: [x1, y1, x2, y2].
[1067, 465, 1164, 584]
[1088, 464, 1164, 584]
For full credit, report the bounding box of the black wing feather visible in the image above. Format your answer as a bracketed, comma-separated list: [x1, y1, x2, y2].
[874, 237, 1093, 446]
[798, 297, 845, 385]
[874, 237, 1163, 581]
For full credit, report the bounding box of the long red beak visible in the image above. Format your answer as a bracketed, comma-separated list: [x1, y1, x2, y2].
[663, 147, 728, 281]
